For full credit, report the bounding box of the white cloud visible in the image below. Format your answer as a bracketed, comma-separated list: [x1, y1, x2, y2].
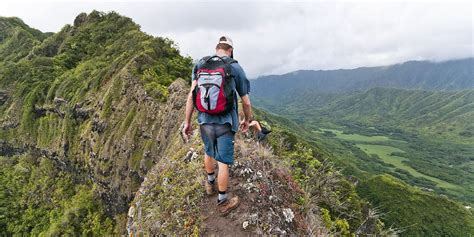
[0, 1, 472, 78]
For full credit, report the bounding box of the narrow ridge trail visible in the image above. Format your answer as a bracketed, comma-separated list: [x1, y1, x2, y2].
[199, 137, 308, 235]
[200, 176, 249, 235]
[126, 131, 314, 235]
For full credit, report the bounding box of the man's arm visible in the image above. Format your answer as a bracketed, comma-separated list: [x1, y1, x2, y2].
[241, 95, 252, 121]
[183, 80, 197, 139]
[231, 63, 252, 133]
[240, 95, 252, 132]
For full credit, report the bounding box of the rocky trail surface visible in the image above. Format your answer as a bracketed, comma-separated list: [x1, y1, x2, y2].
[200, 137, 308, 235]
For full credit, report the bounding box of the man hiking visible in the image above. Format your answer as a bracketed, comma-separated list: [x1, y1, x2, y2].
[183, 36, 252, 215]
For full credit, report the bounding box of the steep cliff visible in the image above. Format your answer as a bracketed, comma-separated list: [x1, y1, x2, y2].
[0, 11, 191, 234]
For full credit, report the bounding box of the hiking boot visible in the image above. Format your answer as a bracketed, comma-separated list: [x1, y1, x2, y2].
[205, 180, 216, 195]
[217, 196, 240, 216]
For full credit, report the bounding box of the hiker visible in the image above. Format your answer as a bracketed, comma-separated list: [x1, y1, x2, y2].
[238, 110, 272, 141]
[183, 36, 252, 215]
[249, 120, 272, 141]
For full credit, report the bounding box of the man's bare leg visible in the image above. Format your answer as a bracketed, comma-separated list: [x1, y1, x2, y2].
[216, 160, 240, 214]
[204, 153, 216, 174]
[217, 161, 229, 194]
[204, 154, 217, 195]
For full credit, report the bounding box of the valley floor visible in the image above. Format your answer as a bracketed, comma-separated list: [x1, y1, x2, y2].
[315, 126, 472, 205]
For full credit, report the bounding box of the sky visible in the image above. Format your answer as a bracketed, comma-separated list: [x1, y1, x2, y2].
[0, 0, 472, 78]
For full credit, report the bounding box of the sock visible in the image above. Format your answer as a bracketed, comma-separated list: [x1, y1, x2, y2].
[218, 190, 227, 203]
[207, 172, 215, 184]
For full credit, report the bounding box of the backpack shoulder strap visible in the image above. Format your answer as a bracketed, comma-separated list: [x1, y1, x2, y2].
[222, 57, 238, 65]
[219, 57, 238, 80]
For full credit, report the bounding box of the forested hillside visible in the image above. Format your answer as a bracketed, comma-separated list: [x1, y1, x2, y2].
[0, 11, 192, 234]
[251, 59, 474, 235]
[254, 108, 474, 236]
[258, 87, 474, 142]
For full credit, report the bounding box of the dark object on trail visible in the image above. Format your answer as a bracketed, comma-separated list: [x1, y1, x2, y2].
[257, 127, 272, 141]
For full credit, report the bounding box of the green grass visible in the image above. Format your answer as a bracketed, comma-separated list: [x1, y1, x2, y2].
[318, 128, 394, 142]
[317, 128, 463, 191]
[355, 144, 459, 190]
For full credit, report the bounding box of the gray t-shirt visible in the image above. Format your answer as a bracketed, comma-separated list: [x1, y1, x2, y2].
[191, 55, 250, 133]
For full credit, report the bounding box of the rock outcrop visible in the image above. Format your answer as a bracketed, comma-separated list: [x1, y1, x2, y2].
[0, 90, 7, 105]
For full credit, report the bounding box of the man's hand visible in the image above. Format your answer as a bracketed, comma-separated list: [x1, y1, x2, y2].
[182, 122, 193, 142]
[239, 119, 250, 133]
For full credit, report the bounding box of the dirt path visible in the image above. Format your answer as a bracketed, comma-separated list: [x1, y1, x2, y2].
[198, 139, 307, 236]
[199, 171, 251, 236]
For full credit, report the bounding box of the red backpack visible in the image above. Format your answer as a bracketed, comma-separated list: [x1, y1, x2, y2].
[193, 56, 237, 115]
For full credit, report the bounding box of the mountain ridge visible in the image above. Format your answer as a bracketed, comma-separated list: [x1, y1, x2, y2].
[251, 58, 474, 101]
[255, 57, 473, 79]
[0, 11, 195, 234]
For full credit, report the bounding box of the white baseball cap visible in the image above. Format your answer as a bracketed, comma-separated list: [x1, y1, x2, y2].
[218, 36, 233, 48]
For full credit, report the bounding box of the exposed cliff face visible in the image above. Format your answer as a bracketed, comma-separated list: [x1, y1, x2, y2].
[76, 59, 190, 216]
[0, 11, 192, 234]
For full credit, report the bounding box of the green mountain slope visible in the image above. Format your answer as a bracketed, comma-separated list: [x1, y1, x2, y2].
[254, 86, 474, 198]
[358, 175, 474, 236]
[268, 88, 474, 142]
[0, 11, 192, 234]
[251, 64, 474, 235]
[320, 88, 473, 132]
[253, 108, 474, 236]
[0, 16, 49, 62]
